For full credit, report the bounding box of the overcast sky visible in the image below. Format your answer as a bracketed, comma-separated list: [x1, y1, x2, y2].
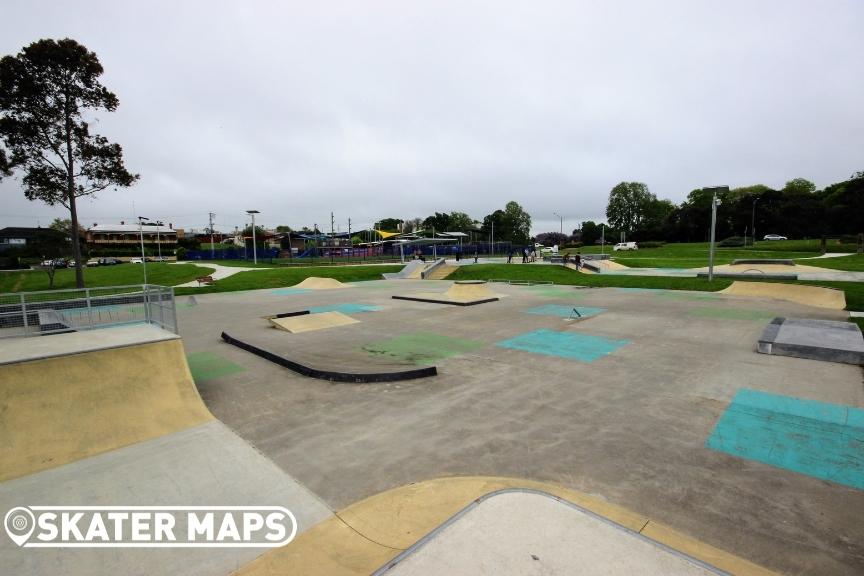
[1, 0, 862, 235]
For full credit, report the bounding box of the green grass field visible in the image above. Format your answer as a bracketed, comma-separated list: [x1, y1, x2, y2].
[565, 241, 862, 271]
[0, 263, 212, 293]
[174, 265, 402, 295]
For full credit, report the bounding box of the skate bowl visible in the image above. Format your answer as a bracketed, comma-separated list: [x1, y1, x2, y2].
[719, 281, 846, 310]
[392, 280, 501, 306]
[292, 277, 350, 290]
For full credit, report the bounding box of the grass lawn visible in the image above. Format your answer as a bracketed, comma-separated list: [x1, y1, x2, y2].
[793, 254, 864, 271]
[567, 242, 862, 271]
[0, 263, 212, 293]
[448, 264, 864, 311]
[174, 265, 403, 295]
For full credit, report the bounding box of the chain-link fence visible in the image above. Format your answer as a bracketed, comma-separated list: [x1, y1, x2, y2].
[0, 285, 177, 338]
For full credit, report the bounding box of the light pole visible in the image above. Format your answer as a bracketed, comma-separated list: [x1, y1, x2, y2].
[553, 212, 563, 235]
[704, 186, 728, 281]
[751, 197, 759, 247]
[137, 216, 149, 285]
[155, 220, 163, 260]
[246, 210, 260, 264]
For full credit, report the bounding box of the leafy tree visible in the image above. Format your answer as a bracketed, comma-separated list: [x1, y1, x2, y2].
[605, 182, 655, 235]
[447, 211, 475, 232]
[579, 221, 601, 245]
[637, 198, 676, 240]
[0, 147, 11, 178]
[422, 212, 450, 232]
[783, 178, 816, 195]
[275, 225, 293, 233]
[402, 217, 423, 233]
[479, 201, 531, 245]
[0, 38, 138, 288]
[377, 218, 403, 232]
[30, 228, 69, 289]
[534, 231, 568, 246]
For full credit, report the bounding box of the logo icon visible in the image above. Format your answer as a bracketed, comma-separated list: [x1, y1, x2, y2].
[4, 507, 36, 547]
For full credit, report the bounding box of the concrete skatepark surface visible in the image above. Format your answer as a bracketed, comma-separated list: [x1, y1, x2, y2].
[175, 279, 863, 575]
[2, 278, 863, 575]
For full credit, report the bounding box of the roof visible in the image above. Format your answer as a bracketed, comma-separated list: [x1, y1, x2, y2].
[88, 224, 175, 233]
[0, 227, 45, 239]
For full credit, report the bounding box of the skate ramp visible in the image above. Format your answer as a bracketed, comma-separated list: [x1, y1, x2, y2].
[270, 311, 360, 333]
[0, 326, 213, 482]
[383, 261, 427, 280]
[719, 281, 846, 310]
[0, 325, 334, 576]
[292, 277, 350, 290]
[393, 281, 501, 306]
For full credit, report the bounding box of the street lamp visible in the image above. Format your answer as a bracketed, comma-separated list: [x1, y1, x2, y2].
[553, 212, 563, 235]
[246, 210, 260, 264]
[703, 186, 728, 281]
[137, 216, 149, 285]
[155, 221, 163, 261]
[751, 197, 759, 247]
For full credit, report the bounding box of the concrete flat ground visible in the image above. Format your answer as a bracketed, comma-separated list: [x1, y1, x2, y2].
[177, 279, 864, 575]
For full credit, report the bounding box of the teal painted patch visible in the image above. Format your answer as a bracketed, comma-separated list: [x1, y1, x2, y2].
[186, 351, 246, 382]
[615, 287, 665, 293]
[271, 288, 309, 295]
[496, 329, 630, 362]
[706, 389, 864, 490]
[523, 305, 605, 318]
[310, 303, 383, 314]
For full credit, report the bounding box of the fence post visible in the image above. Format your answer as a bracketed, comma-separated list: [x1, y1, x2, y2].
[170, 287, 179, 334]
[20, 293, 28, 333]
[86, 288, 93, 328]
[143, 284, 151, 325]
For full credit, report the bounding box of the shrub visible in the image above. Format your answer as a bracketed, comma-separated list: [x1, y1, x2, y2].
[718, 236, 746, 247]
[175, 247, 187, 260]
[638, 241, 665, 248]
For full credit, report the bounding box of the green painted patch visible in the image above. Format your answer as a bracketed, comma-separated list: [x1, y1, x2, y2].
[363, 333, 484, 365]
[657, 291, 719, 301]
[688, 307, 776, 321]
[186, 351, 246, 382]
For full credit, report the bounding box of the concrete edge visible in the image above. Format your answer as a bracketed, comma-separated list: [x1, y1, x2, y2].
[230, 476, 780, 576]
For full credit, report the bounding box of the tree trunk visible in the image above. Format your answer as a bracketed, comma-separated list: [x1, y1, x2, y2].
[65, 94, 84, 289]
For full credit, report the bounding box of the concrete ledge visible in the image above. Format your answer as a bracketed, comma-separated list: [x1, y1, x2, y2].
[757, 317, 864, 365]
[731, 259, 795, 265]
[221, 331, 438, 382]
[392, 295, 499, 306]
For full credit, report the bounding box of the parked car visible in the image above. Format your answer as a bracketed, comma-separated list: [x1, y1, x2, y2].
[85, 258, 101, 267]
[98, 257, 122, 265]
[152, 256, 169, 262]
[613, 242, 638, 251]
[763, 234, 787, 241]
[41, 259, 67, 268]
[130, 257, 143, 264]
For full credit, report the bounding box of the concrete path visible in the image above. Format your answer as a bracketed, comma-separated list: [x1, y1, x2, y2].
[173, 262, 271, 287]
[384, 491, 719, 575]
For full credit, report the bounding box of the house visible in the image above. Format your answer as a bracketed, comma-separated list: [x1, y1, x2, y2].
[0, 227, 44, 253]
[86, 222, 183, 250]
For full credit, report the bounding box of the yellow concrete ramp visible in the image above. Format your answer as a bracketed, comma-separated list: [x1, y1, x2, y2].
[424, 264, 457, 280]
[444, 281, 498, 302]
[233, 476, 779, 576]
[270, 311, 360, 333]
[0, 333, 213, 482]
[720, 281, 846, 310]
[293, 277, 350, 290]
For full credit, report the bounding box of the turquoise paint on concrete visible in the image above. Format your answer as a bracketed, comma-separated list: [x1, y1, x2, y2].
[271, 288, 309, 295]
[706, 389, 864, 490]
[310, 303, 383, 314]
[496, 329, 630, 362]
[523, 305, 605, 318]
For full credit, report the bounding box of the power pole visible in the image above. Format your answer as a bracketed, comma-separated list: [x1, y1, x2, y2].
[208, 212, 215, 260]
[330, 212, 335, 264]
[348, 218, 352, 262]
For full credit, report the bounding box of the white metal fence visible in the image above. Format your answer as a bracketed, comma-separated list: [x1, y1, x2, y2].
[0, 285, 177, 338]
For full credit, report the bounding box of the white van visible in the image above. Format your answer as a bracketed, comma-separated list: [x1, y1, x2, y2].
[613, 242, 638, 251]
